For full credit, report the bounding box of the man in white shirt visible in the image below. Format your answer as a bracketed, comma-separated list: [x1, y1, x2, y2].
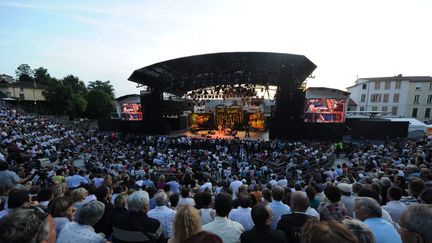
[203, 192, 244, 243]
[178, 187, 195, 207]
[382, 186, 406, 223]
[228, 192, 254, 230]
[230, 175, 243, 199]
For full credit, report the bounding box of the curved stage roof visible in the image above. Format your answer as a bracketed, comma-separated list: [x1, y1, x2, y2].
[128, 52, 316, 95]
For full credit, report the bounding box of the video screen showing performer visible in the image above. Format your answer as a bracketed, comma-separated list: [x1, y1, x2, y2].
[304, 98, 345, 123]
[122, 103, 143, 121]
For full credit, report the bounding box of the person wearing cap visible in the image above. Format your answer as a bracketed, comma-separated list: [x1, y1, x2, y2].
[338, 183, 355, 217]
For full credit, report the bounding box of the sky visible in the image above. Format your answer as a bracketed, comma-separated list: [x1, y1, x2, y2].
[1, 0, 431, 98]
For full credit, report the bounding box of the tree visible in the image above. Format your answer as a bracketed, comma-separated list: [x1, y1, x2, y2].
[69, 93, 87, 118]
[62, 75, 87, 95]
[42, 80, 73, 115]
[85, 90, 114, 119]
[15, 64, 34, 83]
[88, 80, 115, 99]
[34, 67, 54, 85]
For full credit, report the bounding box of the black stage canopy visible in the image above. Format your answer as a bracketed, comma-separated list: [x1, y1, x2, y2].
[128, 52, 316, 96]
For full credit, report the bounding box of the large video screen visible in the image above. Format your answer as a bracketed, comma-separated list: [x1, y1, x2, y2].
[304, 98, 345, 123]
[122, 103, 143, 121]
[248, 112, 265, 130]
[189, 113, 213, 129]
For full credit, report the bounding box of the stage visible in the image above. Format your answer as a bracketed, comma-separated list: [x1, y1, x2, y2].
[168, 129, 269, 141]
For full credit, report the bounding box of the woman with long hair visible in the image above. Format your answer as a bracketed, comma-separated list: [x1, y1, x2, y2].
[168, 205, 202, 243]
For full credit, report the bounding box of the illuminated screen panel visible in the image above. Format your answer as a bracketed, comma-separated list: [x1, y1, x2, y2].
[122, 103, 143, 121]
[249, 112, 265, 129]
[304, 98, 345, 123]
[189, 113, 213, 129]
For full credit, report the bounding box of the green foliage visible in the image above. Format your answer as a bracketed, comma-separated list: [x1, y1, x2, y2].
[43, 80, 73, 115]
[85, 90, 114, 119]
[70, 93, 87, 118]
[88, 80, 115, 99]
[34, 67, 55, 85]
[15, 64, 34, 83]
[62, 75, 87, 95]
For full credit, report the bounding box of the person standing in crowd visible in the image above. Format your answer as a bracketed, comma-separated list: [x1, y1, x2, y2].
[277, 192, 313, 243]
[203, 192, 244, 243]
[112, 190, 164, 243]
[354, 197, 402, 243]
[240, 203, 286, 243]
[147, 191, 176, 239]
[268, 186, 291, 228]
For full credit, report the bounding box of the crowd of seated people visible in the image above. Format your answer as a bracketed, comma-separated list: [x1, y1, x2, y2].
[0, 106, 432, 243]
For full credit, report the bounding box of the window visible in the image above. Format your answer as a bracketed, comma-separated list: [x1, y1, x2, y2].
[429, 82, 432, 90]
[19, 93, 25, 100]
[425, 108, 431, 118]
[382, 106, 388, 113]
[360, 107, 365, 111]
[414, 95, 420, 103]
[385, 81, 391, 89]
[383, 94, 389, 103]
[427, 95, 432, 103]
[362, 84, 367, 90]
[392, 106, 398, 115]
[371, 94, 381, 102]
[372, 106, 378, 111]
[393, 93, 400, 102]
[374, 81, 380, 90]
[361, 94, 366, 102]
[412, 108, 418, 117]
[395, 81, 401, 89]
[415, 83, 422, 90]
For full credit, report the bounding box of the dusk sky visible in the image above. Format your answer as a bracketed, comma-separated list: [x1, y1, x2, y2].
[1, 0, 431, 97]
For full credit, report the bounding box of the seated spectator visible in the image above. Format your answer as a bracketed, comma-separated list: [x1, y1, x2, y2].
[199, 191, 215, 225]
[305, 186, 320, 210]
[148, 191, 176, 239]
[337, 183, 355, 217]
[419, 187, 432, 204]
[93, 185, 115, 237]
[57, 200, 107, 243]
[178, 187, 195, 207]
[0, 188, 31, 219]
[168, 205, 201, 243]
[0, 161, 32, 189]
[317, 185, 347, 222]
[357, 187, 394, 224]
[268, 186, 291, 228]
[229, 192, 254, 230]
[354, 197, 401, 243]
[47, 196, 76, 235]
[399, 204, 432, 243]
[382, 186, 405, 223]
[203, 192, 244, 243]
[37, 188, 54, 209]
[112, 190, 164, 243]
[401, 178, 425, 205]
[343, 219, 376, 243]
[169, 194, 179, 210]
[300, 219, 357, 243]
[241, 203, 286, 243]
[70, 187, 89, 211]
[0, 206, 56, 243]
[182, 231, 222, 243]
[277, 192, 313, 243]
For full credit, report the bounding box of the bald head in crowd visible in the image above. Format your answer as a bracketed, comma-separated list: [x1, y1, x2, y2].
[290, 192, 310, 213]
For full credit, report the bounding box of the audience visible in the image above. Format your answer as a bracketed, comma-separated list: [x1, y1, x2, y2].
[147, 191, 176, 239]
[268, 186, 291, 228]
[343, 219, 376, 243]
[300, 219, 357, 243]
[399, 204, 432, 243]
[168, 205, 201, 243]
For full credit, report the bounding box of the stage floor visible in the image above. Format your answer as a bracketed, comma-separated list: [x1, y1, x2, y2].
[168, 129, 269, 141]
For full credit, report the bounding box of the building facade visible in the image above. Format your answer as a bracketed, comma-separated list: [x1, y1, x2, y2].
[0, 82, 47, 101]
[347, 75, 432, 123]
